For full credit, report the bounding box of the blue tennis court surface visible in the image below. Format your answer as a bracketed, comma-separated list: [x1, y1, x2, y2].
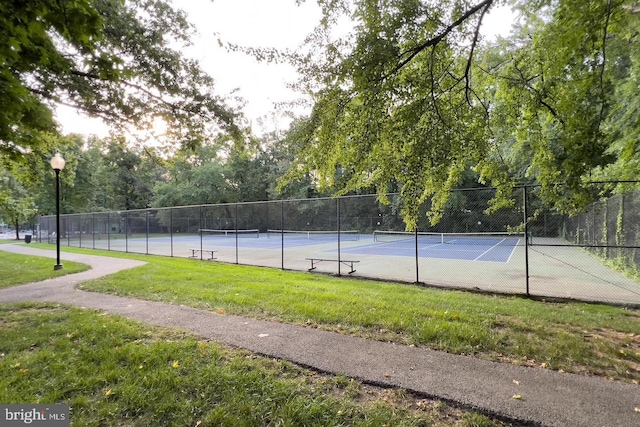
[139, 231, 521, 262]
[335, 233, 521, 262]
[141, 231, 350, 250]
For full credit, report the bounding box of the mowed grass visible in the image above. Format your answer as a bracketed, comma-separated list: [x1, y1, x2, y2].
[0, 250, 90, 288]
[26, 245, 640, 382]
[0, 303, 516, 427]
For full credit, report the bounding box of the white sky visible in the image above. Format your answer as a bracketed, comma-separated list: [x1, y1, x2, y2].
[56, 0, 515, 138]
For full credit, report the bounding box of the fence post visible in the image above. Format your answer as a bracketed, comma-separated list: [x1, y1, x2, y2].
[170, 208, 174, 257]
[199, 205, 203, 260]
[618, 193, 625, 247]
[523, 186, 530, 296]
[146, 210, 149, 255]
[591, 204, 597, 245]
[337, 198, 341, 276]
[107, 212, 111, 251]
[125, 212, 128, 253]
[281, 201, 285, 270]
[235, 203, 239, 264]
[415, 228, 419, 284]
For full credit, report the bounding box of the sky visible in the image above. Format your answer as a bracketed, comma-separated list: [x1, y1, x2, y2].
[56, 0, 516, 138]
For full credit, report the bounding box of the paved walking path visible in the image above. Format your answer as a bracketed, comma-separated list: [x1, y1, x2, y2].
[1, 244, 639, 427]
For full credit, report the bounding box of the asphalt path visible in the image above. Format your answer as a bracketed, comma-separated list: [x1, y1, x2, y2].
[1, 244, 638, 426]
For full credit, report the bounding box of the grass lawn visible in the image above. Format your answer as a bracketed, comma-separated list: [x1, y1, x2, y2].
[24, 244, 640, 384]
[0, 303, 517, 427]
[0, 238, 21, 244]
[0, 250, 90, 289]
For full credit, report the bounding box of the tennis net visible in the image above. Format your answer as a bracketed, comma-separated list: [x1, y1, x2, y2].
[199, 229, 260, 238]
[267, 229, 360, 241]
[373, 230, 524, 246]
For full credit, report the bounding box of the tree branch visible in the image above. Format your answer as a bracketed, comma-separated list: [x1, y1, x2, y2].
[69, 70, 175, 110]
[27, 86, 137, 125]
[464, 2, 490, 104]
[597, 0, 612, 129]
[512, 61, 565, 125]
[382, 0, 495, 81]
[430, 47, 447, 125]
[68, 69, 237, 134]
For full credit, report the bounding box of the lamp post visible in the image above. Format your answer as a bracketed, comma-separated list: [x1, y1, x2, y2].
[50, 153, 65, 270]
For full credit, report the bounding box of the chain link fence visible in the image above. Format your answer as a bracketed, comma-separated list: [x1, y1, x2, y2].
[37, 185, 640, 306]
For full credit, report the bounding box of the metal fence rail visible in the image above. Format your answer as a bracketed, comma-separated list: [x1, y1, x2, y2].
[37, 185, 640, 306]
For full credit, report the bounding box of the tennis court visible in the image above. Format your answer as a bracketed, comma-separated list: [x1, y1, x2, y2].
[37, 187, 640, 306]
[126, 230, 520, 263]
[337, 231, 522, 262]
[96, 229, 364, 254]
[182, 229, 360, 249]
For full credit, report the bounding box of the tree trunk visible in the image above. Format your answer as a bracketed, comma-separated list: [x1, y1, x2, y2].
[14, 217, 20, 240]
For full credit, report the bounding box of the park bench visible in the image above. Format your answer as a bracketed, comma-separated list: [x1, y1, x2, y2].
[305, 258, 359, 274]
[189, 248, 217, 260]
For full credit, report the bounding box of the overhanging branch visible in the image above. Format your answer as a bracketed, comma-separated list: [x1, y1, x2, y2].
[381, 0, 495, 81]
[28, 86, 137, 125]
[464, 2, 490, 104]
[70, 70, 175, 110]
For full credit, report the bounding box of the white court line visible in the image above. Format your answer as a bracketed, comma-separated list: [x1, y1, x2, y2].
[473, 238, 522, 262]
[505, 238, 521, 263]
[419, 243, 447, 250]
[474, 238, 507, 261]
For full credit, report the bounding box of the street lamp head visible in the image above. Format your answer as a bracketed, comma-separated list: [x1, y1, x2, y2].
[50, 153, 66, 171]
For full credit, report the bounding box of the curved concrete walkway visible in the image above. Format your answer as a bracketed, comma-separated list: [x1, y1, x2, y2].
[1, 244, 638, 427]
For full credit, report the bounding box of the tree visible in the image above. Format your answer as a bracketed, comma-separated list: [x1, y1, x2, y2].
[598, 3, 640, 182]
[0, 133, 169, 224]
[225, 131, 319, 203]
[0, 170, 36, 240]
[282, 0, 640, 226]
[100, 137, 162, 210]
[0, 0, 241, 161]
[480, 0, 631, 211]
[282, 0, 505, 227]
[273, 118, 336, 200]
[28, 135, 107, 216]
[152, 140, 240, 209]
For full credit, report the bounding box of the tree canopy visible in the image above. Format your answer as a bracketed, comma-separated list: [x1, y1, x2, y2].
[0, 0, 240, 160]
[281, 0, 640, 226]
[3, 0, 640, 230]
